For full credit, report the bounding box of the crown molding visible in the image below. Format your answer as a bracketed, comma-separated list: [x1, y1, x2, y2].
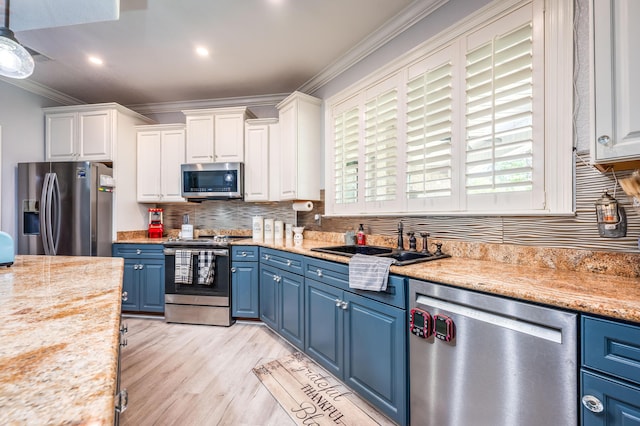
[298, 0, 449, 94]
[126, 93, 290, 115]
[0, 76, 85, 105]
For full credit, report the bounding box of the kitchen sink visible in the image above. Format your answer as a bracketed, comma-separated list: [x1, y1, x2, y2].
[311, 245, 393, 256]
[310, 245, 449, 266]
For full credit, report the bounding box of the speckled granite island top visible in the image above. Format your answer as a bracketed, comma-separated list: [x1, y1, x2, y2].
[0, 255, 124, 425]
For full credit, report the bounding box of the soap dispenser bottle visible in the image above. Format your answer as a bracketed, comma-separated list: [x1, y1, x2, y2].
[356, 224, 366, 246]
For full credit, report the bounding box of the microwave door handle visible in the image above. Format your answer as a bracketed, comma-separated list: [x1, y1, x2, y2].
[50, 173, 61, 255]
[40, 173, 51, 255]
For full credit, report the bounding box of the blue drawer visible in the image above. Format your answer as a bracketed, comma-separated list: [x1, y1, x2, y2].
[260, 247, 304, 275]
[304, 256, 406, 309]
[231, 245, 259, 261]
[583, 316, 640, 386]
[112, 243, 164, 259]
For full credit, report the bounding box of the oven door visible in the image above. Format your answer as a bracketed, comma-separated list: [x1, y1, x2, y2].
[164, 247, 230, 297]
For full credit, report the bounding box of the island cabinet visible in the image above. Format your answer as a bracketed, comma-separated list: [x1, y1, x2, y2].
[182, 107, 255, 164]
[259, 248, 305, 350]
[275, 91, 321, 201]
[304, 257, 407, 426]
[231, 245, 260, 318]
[112, 244, 165, 313]
[592, 0, 640, 165]
[581, 316, 640, 425]
[136, 124, 186, 203]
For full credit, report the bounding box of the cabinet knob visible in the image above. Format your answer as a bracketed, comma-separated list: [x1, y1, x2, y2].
[120, 338, 128, 348]
[335, 298, 342, 307]
[136, 249, 141, 255]
[115, 389, 129, 414]
[582, 395, 604, 413]
[138, 264, 144, 270]
[287, 260, 292, 266]
[316, 269, 323, 277]
[122, 291, 128, 302]
[273, 275, 277, 281]
[231, 267, 236, 273]
[241, 252, 247, 257]
[120, 323, 128, 334]
[341, 301, 349, 310]
[264, 254, 270, 260]
[276, 276, 281, 283]
[133, 264, 138, 270]
[597, 135, 611, 146]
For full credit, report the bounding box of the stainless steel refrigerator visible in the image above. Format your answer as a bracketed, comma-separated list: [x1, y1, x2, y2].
[17, 161, 114, 256]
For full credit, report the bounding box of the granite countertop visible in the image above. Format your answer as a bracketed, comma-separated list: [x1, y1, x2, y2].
[232, 238, 640, 324]
[0, 255, 125, 425]
[113, 231, 640, 323]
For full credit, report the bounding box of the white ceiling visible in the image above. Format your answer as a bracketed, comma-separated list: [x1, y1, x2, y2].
[4, 0, 443, 108]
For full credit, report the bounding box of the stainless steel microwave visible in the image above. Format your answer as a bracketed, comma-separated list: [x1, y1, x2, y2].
[181, 162, 244, 200]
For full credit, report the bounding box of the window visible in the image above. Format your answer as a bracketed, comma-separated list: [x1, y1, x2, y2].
[325, 0, 573, 216]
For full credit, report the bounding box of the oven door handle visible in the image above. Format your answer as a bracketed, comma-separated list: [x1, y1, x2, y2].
[163, 248, 229, 256]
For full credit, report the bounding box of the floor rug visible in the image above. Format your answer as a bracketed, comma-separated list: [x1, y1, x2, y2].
[253, 352, 395, 426]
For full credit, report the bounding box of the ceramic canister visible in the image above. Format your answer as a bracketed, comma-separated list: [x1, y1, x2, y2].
[274, 220, 284, 244]
[264, 218, 274, 242]
[252, 216, 264, 242]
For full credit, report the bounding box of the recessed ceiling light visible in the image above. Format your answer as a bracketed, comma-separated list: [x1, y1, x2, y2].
[195, 47, 209, 57]
[88, 56, 103, 65]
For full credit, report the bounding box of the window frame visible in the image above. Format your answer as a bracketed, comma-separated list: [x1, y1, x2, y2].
[324, 0, 574, 217]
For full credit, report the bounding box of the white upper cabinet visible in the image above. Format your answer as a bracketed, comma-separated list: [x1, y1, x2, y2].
[276, 92, 322, 201]
[46, 108, 114, 161]
[136, 124, 186, 203]
[183, 107, 255, 164]
[244, 118, 280, 202]
[592, 0, 640, 164]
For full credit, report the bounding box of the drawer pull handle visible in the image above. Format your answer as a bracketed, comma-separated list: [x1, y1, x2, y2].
[582, 395, 604, 413]
[316, 269, 323, 277]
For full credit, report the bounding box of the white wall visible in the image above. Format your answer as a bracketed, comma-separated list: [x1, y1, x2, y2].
[0, 80, 61, 240]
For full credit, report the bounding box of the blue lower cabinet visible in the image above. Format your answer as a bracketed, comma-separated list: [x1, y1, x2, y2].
[259, 264, 304, 350]
[305, 277, 407, 426]
[582, 371, 640, 425]
[305, 278, 344, 378]
[231, 261, 259, 318]
[113, 244, 164, 313]
[344, 291, 406, 425]
[582, 316, 640, 425]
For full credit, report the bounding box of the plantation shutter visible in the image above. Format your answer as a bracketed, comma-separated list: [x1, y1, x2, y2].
[363, 76, 401, 211]
[464, 3, 544, 211]
[333, 105, 360, 207]
[405, 45, 457, 211]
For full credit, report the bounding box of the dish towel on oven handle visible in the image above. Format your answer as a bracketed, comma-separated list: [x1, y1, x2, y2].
[198, 250, 216, 285]
[348, 254, 395, 292]
[174, 250, 193, 284]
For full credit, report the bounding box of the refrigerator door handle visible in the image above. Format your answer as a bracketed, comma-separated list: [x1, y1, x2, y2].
[50, 173, 61, 255]
[40, 173, 52, 255]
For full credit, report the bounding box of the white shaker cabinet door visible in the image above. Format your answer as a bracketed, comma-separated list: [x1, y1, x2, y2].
[77, 109, 113, 161]
[279, 101, 298, 200]
[593, 0, 640, 162]
[137, 131, 162, 202]
[214, 113, 245, 162]
[46, 113, 77, 161]
[185, 114, 214, 163]
[244, 123, 271, 201]
[160, 129, 186, 202]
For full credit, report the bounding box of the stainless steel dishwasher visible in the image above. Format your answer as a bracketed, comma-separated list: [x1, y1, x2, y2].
[408, 279, 578, 426]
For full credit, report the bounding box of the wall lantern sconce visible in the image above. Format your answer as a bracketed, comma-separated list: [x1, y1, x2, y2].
[595, 191, 626, 238]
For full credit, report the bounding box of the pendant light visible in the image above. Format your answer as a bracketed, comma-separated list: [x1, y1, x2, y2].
[0, 0, 34, 79]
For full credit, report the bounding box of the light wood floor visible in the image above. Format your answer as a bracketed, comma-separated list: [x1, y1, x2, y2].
[119, 317, 297, 426]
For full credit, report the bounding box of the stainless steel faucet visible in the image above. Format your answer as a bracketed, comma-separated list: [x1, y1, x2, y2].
[397, 222, 404, 250]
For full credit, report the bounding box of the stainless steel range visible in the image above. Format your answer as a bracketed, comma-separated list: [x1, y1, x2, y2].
[163, 236, 243, 326]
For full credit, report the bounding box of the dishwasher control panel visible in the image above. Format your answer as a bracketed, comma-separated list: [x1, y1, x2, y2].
[410, 308, 432, 338]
